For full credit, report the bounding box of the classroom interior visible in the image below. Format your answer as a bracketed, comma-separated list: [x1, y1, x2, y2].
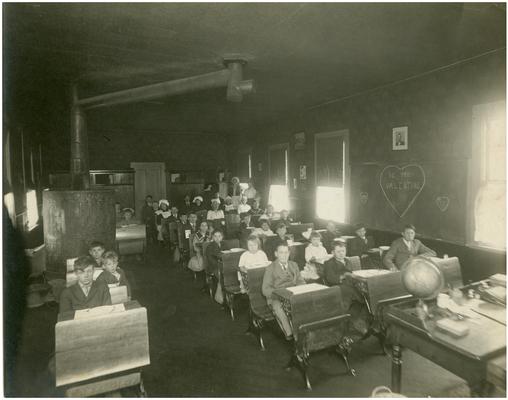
[3, 2, 507, 398]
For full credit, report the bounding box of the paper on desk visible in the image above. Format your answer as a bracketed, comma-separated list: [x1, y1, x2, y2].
[315, 254, 333, 264]
[243, 261, 271, 270]
[352, 269, 391, 278]
[74, 304, 126, 320]
[286, 283, 328, 294]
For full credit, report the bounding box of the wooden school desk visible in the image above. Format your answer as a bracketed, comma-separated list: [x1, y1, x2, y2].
[115, 223, 146, 258]
[273, 284, 356, 390]
[385, 297, 506, 396]
[238, 262, 273, 350]
[218, 248, 246, 320]
[55, 300, 150, 397]
[286, 222, 314, 241]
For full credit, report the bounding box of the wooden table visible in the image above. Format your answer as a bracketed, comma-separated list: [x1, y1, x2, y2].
[55, 300, 150, 397]
[115, 224, 146, 258]
[273, 284, 356, 390]
[385, 298, 506, 396]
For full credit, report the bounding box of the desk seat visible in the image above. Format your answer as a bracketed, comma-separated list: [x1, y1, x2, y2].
[238, 263, 273, 350]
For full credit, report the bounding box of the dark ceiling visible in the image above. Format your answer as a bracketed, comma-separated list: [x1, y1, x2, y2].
[3, 2, 506, 132]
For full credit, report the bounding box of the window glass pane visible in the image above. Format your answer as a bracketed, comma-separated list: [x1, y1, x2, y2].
[26, 189, 39, 230]
[269, 148, 286, 185]
[315, 136, 344, 187]
[316, 186, 345, 223]
[474, 182, 506, 248]
[268, 185, 290, 211]
[486, 118, 506, 182]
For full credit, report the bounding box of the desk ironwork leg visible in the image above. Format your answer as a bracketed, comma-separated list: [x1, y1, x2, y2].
[337, 336, 357, 376]
[286, 349, 311, 390]
[139, 375, 147, 397]
[469, 381, 493, 398]
[245, 311, 266, 351]
[391, 344, 402, 393]
[226, 293, 235, 321]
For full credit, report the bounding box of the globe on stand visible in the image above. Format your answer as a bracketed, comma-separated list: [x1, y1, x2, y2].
[401, 256, 445, 328]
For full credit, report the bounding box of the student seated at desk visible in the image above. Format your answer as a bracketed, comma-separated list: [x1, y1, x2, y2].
[266, 223, 288, 260]
[184, 213, 199, 238]
[253, 219, 274, 237]
[264, 204, 280, 221]
[188, 221, 210, 275]
[321, 221, 341, 253]
[262, 243, 306, 340]
[180, 194, 193, 216]
[383, 224, 436, 271]
[249, 199, 263, 216]
[167, 206, 179, 223]
[88, 241, 106, 268]
[238, 235, 268, 292]
[155, 200, 171, 244]
[96, 250, 131, 298]
[59, 256, 112, 313]
[323, 242, 367, 335]
[205, 229, 226, 277]
[191, 196, 207, 215]
[207, 198, 225, 229]
[141, 195, 157, 244]
[302, 231, 328, 281]
[224, 196, 236, 214]
[279, 209, 293, 226]
[117, 207, 137, 228]
[349, 223, 376, 257]
[239, 213, 254, 238]
[237, 195, 251, 214]
[323, 241, 352, 286]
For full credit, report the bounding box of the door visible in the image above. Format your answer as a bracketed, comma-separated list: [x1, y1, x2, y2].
[130, 162, 167, 214]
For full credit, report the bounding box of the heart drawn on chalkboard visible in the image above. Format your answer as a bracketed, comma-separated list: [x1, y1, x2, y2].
[379, 164, 426, 218]
[435, 196, 450, 212]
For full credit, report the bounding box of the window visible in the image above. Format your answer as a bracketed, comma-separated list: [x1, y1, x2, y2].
[269, 143, 289, 210]
[314, 130, 349, 223]
[26, 189, 39, 230]
[469, 101, 506, 249]
[237, 149, 252, 181]
[4, 192, 15, 226]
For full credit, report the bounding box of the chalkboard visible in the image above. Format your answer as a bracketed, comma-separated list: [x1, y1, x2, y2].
[350, 160, 467, 243]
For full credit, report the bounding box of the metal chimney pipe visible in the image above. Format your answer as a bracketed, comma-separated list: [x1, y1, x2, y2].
[76, 59, 254, 109]
[70, 85, 90, 190]
[77, 69, 231, 109]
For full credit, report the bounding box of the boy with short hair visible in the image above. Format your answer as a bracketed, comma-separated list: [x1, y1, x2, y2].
[88, 241, 105, 268]
[59, 256, 112, 313]
[96, 250, 131, 298]
[262, 243, 305, 340]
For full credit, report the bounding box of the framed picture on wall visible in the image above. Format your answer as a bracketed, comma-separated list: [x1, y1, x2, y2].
[392, 126, 408, 150]
[294, 132, 305, 150]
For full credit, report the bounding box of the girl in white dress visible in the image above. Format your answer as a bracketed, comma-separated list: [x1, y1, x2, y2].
[237, 235, 269, 293]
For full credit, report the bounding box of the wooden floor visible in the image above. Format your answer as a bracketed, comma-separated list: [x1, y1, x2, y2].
[10, 244, 471, 397]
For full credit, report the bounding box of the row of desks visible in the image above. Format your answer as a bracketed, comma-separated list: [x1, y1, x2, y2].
[224, 249, 506, 395]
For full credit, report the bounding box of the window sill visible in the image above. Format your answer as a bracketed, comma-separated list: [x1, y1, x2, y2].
[466, 242, 506, 254]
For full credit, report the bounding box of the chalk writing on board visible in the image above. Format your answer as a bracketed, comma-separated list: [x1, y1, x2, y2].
[380, 164, 426, 218]
[359, 192, 369, 205]
[435, 196, 450, 212]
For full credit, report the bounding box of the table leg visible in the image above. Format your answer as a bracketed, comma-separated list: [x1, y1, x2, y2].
[391, 344, 402, 393]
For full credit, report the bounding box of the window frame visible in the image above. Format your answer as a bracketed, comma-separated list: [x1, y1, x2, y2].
[467, 101, 506, 252]
[268, 143, 289, 186]
[314, 129, 350, 224]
